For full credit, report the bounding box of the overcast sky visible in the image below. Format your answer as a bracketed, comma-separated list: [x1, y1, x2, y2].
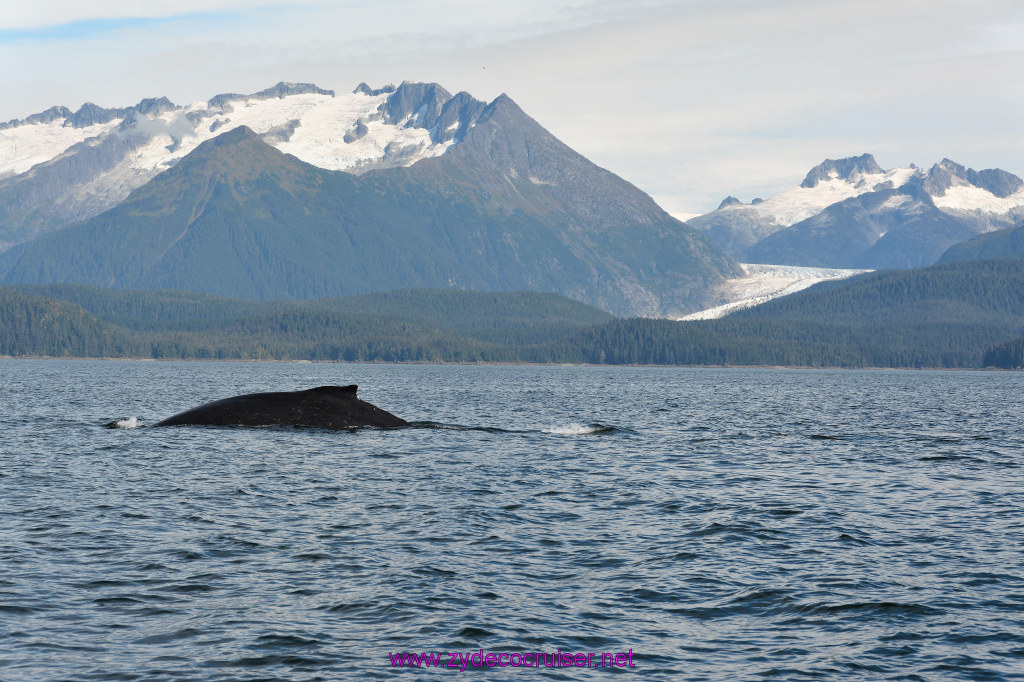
[2, 0, 1022, 215]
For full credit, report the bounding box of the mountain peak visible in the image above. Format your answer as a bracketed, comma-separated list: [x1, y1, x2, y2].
[207, 82, 333, 111]
[0, 105, 73, 130]
[165, 125, 295, 183]
[378, 81, 453, 128]
[923, 159, 1024, 198]
[63, 102, 131, 129]
[800, 154, 884, 188]
[206, 124, 260, 144]
[717, 196, 742, 209]
[133, 96, 178, 117]
[353, 82, 396, 96]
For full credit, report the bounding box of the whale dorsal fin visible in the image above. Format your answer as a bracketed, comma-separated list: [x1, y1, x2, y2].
[307, 385, 358, 395]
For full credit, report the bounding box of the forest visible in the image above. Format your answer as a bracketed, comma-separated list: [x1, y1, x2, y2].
[2, 259, 1022, 368]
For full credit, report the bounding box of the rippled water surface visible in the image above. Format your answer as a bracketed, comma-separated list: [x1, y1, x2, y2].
[1, 360, 1023, 680]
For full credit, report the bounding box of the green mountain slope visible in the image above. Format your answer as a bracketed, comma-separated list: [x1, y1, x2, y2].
[938, 223, 1024, 263]
[0, 287, 140, 357]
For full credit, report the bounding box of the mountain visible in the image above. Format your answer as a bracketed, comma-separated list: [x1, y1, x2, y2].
[689, 155, 1024, 268]
[0, 86, 739, 316]
[687, 154, 917, 259]
[0, 82, 472, 249]
[745, 183, 978, 268]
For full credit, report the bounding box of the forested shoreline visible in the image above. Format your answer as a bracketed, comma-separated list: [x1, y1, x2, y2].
[3, 260, 1023, 368]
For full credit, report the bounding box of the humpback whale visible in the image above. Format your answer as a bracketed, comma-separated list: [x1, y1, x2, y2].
[154, 385, 408, 429]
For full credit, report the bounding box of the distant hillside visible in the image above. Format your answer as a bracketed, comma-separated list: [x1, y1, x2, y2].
[13, 285, 612, 331]
[4, 262, 1022, 368]
[734, 259, 1024, 325]
[2, 286, 613, 361]
[938, 222, 1024, 264]
[313, 289, 613, 346]
[565, 260, 1024, 367]
[0, 287, 140, 357]
[10, 284, 269, 330]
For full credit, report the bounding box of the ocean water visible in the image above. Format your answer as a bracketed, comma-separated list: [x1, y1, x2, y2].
[1, 359, 1022, 681]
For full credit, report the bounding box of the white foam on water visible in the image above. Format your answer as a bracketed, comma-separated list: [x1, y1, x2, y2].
[543, 423, 607, 435]
[112, 416, 140, 429]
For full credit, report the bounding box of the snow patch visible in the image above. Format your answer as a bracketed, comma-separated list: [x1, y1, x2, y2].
[881, 194, 911, 210]
[0, 120, 122, 175]
[1, 90, 456, 181]
[676, 263, 871, 320]
[932, 184, 1024, 213]
[670, 212, 702, 222]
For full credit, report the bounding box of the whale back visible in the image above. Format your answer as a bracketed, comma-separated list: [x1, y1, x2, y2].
[154, 385, 407, 429]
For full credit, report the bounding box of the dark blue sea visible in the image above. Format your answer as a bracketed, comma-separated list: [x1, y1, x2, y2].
[1, 360, 1022, 680]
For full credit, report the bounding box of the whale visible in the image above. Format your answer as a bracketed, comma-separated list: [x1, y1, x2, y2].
[153, 385, 408, 430]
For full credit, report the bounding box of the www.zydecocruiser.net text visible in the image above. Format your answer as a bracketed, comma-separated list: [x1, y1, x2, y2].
[388, 649, 637, 670]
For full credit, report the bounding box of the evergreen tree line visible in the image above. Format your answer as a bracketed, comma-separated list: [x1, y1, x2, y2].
[982, 337, 1024, 369]
[2, 260, 1023, 368]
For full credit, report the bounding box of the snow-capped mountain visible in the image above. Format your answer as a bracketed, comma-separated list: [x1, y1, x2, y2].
[0, 84, 739, 317]
[688, 155, 1024, 268]
[0, 81, 487, 249]
[687, 155, 918, 257]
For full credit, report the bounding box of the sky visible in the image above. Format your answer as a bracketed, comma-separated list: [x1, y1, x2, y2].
[2, 0, 1023, 216]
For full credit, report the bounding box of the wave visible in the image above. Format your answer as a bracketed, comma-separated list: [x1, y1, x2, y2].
[409, 421, 625, 436]
[408, 421, 518, 434]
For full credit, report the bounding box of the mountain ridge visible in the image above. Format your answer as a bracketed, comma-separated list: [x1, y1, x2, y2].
[800, 153, 885, 188]
[689, 154, 1024, 267]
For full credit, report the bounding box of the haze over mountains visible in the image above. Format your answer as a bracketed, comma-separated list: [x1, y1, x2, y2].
[0, 81, 739, 317]
[689, 154, 1024, 269]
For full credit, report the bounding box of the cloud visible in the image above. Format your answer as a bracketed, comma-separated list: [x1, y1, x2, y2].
[0, 1, 282, 29]
[0, 13, 237, 44]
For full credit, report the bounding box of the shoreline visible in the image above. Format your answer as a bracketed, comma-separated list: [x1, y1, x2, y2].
[0, 355, 1012, 371]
